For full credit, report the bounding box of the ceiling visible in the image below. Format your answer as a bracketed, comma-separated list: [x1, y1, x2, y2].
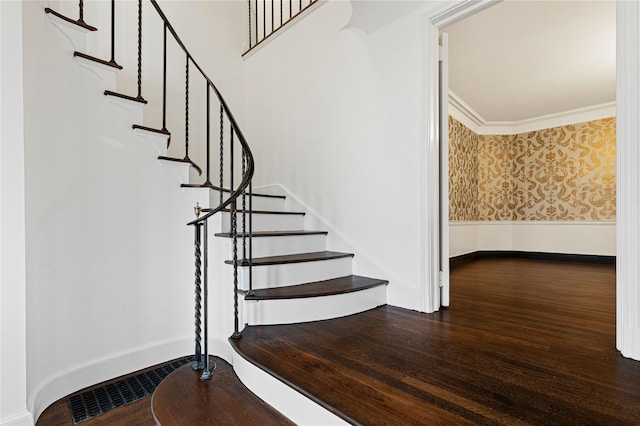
[443, 0, 616, 123]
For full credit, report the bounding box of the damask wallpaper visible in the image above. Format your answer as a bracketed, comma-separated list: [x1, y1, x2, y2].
[449, 116, 478, 221]
[449, 117, 616, 221]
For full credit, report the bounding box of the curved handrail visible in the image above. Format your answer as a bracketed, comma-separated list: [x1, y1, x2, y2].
[148, 0, 255, 226]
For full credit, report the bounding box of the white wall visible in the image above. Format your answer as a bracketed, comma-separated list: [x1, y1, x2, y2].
[20, 0, 244, 421]
[243, 0, 442, 310]
[0, 2, 33, 424]
[450, 222, 616, 257]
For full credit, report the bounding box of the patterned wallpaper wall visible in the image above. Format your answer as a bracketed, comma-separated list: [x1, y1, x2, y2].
[449, 116, 616, 221]
[449, 116, 478, 221]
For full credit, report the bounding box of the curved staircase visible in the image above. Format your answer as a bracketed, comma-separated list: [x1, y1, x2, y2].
[43, 1, 388, 424]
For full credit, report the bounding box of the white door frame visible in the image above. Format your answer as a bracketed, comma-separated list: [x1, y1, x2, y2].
[423, 0, 640, 361]
[422, 0, 498, 313]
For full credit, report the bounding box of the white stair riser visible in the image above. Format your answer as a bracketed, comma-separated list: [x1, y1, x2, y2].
[211, 193, 285, 211]
[243, 285, 387, 325]
[231, 350, 349, 426]
[237, 257, 353, 290]
[220, 212, 304, 233]
[216, 234, 327, 258]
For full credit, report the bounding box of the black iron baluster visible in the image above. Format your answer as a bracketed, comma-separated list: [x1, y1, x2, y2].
[248, 1, 252, 49]
[271, 0, 274, 34]
[290, 0, 292, 18]
[299, 0, 302, 12]
[110, 0, 116, 64]
[219, 105, 224, 204]
[230, 126, 242, 339]
[193, 223, 204, 370]
[263, 0, 266, 39]
[204, 83, 212, 187]
[280, 0, 283, 25]
[200, 220, 214, 380]
[255, 0, 258, 46]
[136, 0, 143, 101]
[184, 55, 191, 161]
[78, 0, 85, 24]
[162, 23, 168, 137]
[242, 152, 247, 261]
[248, 180, 254, 295]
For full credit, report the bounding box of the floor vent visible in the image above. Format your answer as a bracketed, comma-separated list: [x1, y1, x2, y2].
[68, 356, 193, 424]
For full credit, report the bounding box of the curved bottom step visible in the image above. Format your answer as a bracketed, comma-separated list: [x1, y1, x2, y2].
[151, 356, 293, 425]
[230, 344, 351, 426]
[243, 278, 388, 325]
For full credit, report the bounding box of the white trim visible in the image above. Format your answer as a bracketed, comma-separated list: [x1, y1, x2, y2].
[450, 220, 616, 226]
[449, 91, 616, 135]
[0, 412, 34, 426]
[30, 337, 192, 421]
[616, 0, 640, 361]
[423, 0, 501, 313]
[231, 347, 348, 425]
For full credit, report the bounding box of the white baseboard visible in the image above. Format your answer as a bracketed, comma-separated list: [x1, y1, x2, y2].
[1, 411, 34, 426]
[30, 336, 192, 422]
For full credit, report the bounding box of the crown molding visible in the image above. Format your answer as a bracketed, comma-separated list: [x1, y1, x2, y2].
[448, 90, 616, 135]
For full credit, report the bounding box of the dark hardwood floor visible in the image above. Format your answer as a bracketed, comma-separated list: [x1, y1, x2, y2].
[233, 258, 639, 425]
[40, 258, 637, 425]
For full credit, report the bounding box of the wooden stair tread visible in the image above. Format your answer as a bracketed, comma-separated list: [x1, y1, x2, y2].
[104, 90, 147, 104]
[215, 230, 327, 238]
[152, 357, 293, 425]
[208, 208, 304, 216]
[181, 182, 285, 199]
[245, 275, 388, 300]
[132, 124, 170, 135]
[45, 8, 97, 32]
[226, 251, 353, 267]
[73, 52, 122, 69]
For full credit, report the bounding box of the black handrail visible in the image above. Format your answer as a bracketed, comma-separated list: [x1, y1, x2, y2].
[147, 0, 255, 359]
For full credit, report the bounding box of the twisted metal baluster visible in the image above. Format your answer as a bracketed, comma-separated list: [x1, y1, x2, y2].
[162, 23, 168, 135]
[192, 223, 204, 370]
[230, 126, 242, 339]
[78, 0, 85, 24]
[200, 220, 214, 380]
[110, 0, 116, 64]
[204, 83, 212, 187]
[242, 152, 247, 261]
[184, 55, 190, 160]
[219, 105, 224, 204]
[248, 0, 252, 49]
[136, 0, 143, 100]
[231, 200, 241, 339]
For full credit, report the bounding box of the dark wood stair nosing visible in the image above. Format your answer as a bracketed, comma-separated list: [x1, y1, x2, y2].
[180, 183, 286, 199]
[215, 230, 327, 238]
[104, 90, 148, 104]
[132, 124, 170, 136]
[228, 339, 360, 426]
[45, 8, 98, 32]
[73, 51, 122, 69]
[210, 208, 304, 216]
[244, 275, 389, 300]
[226, 251, 354, 267]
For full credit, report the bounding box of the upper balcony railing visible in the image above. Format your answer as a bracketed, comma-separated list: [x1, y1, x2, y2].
[245, 0, 319, 54]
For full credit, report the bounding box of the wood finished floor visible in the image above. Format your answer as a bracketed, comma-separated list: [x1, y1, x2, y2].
[233, 258, 640, 425]
[39, 258, 637, 425]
